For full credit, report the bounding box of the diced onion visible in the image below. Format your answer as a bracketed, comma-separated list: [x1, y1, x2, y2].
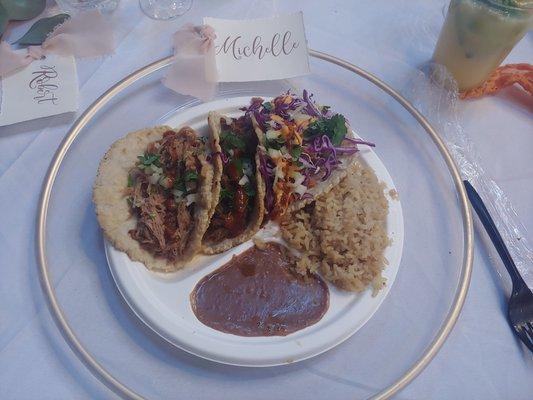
[266, 129, 280, 140]
[268, 148, 282, 159]
[186, 193, 197, 206]
[159, 176, 172, 188]
[293, 172, 307, 196]
[172, 189, 184, 198]
[238, 175, 250, 186]
[149, 173, 161, 185]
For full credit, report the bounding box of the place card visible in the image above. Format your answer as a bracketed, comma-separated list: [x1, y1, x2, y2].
[0, 54, 79, 127]
[204, 12, 310, 82]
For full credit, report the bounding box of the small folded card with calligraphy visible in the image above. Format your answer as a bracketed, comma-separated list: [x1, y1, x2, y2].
[0, 54, 79, 127]
[204, 12, 310, 83]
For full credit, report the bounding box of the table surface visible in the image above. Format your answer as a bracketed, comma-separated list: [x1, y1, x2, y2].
[1, 1, 532, 399]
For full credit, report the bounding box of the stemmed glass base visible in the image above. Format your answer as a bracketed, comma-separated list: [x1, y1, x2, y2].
[139, 0, 193, 20]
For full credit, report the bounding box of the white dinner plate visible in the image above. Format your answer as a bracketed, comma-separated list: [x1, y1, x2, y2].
[105, 96, 404, 367]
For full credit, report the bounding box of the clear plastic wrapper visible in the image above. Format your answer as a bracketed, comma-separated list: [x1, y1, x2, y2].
[405, 62, 533, 287]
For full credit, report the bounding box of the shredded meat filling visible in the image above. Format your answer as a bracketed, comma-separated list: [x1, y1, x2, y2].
[128, 128, 204, 261]
[204, 116, 257, 243]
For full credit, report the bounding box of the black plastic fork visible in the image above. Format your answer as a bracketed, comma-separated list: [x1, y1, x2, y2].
[464, 180, 533, 353]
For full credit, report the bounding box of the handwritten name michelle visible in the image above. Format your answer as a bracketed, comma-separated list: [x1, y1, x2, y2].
[29, 65, 60, 105]
[215, 31, 300, 61]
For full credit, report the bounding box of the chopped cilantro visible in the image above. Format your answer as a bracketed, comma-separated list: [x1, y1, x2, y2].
[263, 101, 273, 111]
[174, 179, 186, 193]
[304, 114, 348, 146]
[220, 131, 246, 152]
[265, 137, 285, 150]
[184, 170, 198, 182]
[127, 174, 133, 187]
[137, 153, 160, 166]
[290, 146, 303, 160]
[220, 187, 234, 201]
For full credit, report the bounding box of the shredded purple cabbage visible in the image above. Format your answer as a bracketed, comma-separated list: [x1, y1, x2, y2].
[241, 91, 376, 208]
[240, 97, 263, 113]
[302, 89, 322, 117]
[241, 97, 270, 130]
[344, 137, 376, 147]
[300, 134, 368, 182]
[208, 151, 229, 164]
[258, 150, 275, 213]
[273, 93, 304, 118]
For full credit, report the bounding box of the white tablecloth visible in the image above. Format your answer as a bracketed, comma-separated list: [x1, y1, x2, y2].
[1, 1, 532, 399]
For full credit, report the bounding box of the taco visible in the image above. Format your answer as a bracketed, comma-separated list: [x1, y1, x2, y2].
[93, 126, 213, 272]
[244, 90, 374, 220]
[202, 111, 265, 254]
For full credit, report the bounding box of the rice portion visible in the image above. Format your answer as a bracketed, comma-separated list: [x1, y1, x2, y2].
[280, 161, 390, 294]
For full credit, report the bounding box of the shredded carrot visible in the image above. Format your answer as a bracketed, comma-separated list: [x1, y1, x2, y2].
[283, 121, 303, 146]
[293, 130, 303, 145]
[270, 114, 284, 124]
[460, 63, 533, 100]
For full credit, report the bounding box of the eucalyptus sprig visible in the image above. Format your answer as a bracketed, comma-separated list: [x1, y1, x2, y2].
[0, 0, 69, 47]
[14, 13, 70, 45]
[0, 0, 45, 21]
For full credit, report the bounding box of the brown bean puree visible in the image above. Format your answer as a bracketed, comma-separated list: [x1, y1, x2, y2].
[190, 242, 329, 336]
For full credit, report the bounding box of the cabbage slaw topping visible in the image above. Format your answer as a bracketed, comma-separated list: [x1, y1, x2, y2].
[242, 90, 375, 219]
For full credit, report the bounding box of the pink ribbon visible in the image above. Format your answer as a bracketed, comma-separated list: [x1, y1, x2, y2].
[163, 24, 219, 101]
[0, 10, 114, 78]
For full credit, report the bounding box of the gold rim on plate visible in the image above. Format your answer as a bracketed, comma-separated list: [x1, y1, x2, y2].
[36, 50, 474, 400]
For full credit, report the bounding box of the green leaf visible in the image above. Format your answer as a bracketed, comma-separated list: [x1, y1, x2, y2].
[290, 146, 303, 160]
[304, 114, 347, 146]
[265, 136, 285, 150]
[0, 3, 8, 37]
[262, 101, 273, 111]
[13, 13, 70, 45]
[0, 0, 46, 21]
[137, 153, 159, 166]
[184, 170, 198, 182]
[174, 179, 186, 192]
[127, 174, 133, 187]
[220, 186, 234, 201]
[329, 114, 347, 146]
[220, 130, 246, 152]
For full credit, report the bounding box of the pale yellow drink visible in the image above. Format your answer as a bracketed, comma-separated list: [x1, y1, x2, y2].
[433, 0, 532, 91]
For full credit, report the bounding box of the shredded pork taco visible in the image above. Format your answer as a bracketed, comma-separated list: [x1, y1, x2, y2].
[202, 111, 265, 254]
[93, 126, 213, 272]
[244, 90, 374, 220]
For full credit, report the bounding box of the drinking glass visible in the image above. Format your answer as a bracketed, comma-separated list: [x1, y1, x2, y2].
[433, 0, 533, 90]
[139, 0, 193, 20]
[56, 0, 120, 13]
